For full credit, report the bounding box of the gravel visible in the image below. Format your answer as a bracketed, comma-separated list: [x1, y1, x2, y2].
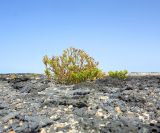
[0, 73, 160, 133]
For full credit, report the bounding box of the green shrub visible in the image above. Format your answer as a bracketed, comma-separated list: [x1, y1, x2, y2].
[108, 70, 128, 80]
[31, 73, 39, 79]
[10, 74, 17, 80]
[43, 47, 104, 84]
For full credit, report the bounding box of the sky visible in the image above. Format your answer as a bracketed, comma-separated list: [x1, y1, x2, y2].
[0, 0, 160, 73]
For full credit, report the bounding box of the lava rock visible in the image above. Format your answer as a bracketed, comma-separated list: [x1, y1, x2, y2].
[0, 73, 160, 133]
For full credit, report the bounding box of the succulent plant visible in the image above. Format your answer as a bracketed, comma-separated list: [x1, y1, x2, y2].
[43, 47, 104, 84]
[108, 70, 128, 80]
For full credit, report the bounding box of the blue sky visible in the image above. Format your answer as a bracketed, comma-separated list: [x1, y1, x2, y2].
[0, 0, 160, 73]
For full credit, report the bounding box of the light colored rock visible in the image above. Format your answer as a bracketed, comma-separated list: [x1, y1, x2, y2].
[115, 107, 122, 114]
[95, 109, 104, 117]
[54, 122, 69, 130]
[40, 128, 47, 133]
[8, 131, 16, 133]
[99, 96, 109, 101]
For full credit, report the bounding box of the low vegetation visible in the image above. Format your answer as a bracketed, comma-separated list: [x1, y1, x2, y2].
[10, 74, 17, 80]
[108, 70, 128, 80]
[43, 47, 105, 84]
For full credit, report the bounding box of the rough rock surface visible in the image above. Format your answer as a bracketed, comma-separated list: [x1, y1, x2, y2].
[0, 73, 160, 133]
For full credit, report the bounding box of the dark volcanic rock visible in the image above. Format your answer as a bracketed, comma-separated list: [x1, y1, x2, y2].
[0, 73, 160, 133]
[11, 79, 50, 93]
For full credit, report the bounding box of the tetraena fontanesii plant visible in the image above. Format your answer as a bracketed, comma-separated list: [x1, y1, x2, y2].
[43, 47, 105, 84]
[108, 70, 128, 80]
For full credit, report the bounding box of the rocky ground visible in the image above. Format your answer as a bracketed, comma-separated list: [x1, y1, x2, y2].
[0, 73, 160, 133]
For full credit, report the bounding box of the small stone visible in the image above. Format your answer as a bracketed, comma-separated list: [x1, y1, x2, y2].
[50, 115, 60, 121]
[50, 115, 55, 119]
[56, 110, 62, 113]
[115, 107, 122, 113]
[19, 121, 23, 126]
[56, 131, 63, 133]
[9, 119, 13, 124]
[99, 96, 109, 101]
[87, 106, 92, 111]
[64, 108, 69, 111]
[95, 109, 104, 117]
[127, 111, 134, 115]
[4, 125, 8, 129]
[43, 106, 47, 109]
[67, 129, 77, 133]
[142, 112, 150, 120]
[150, 120, 157, 124]
[68, 105, 73, 109]
[40, 128, 47, 133]
[8, 131, 16, 133]
[150, 92, 155, 96]
[148, 102, 153, 106]
[16, 99, 21, 102]
[69, 119, 78, 125]
[54, 123, 67, 130]
[28, 112, 33, 115]
[15, 103, 23, 109]
[139, 115, 145, 122]
[99, 124, 105, 127]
